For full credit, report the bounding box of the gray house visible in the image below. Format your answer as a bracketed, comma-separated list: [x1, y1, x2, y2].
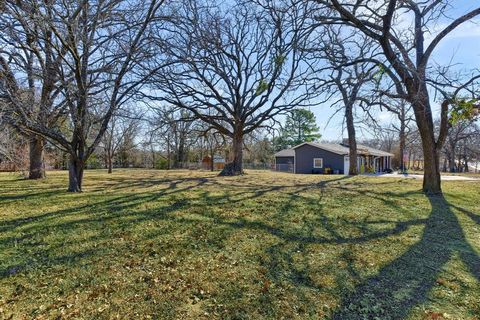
[274, 142, 393, 175]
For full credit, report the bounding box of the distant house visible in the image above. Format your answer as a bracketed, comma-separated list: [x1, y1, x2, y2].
[201, 155, 226, 170]
[274, 142, 393, 175]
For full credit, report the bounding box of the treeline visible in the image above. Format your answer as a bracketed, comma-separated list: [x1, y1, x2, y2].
[1, 0, 479, 193]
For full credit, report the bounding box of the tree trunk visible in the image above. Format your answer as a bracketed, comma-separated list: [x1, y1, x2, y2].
[399, 115, 406, 173]
[166, 136, 171, 170]
[219, 131, 243, 176]
[459, 141, 468, 172]
[151, 147, 156, 169]
[463, 151, 469, 172]
[418, 128, 442, 193]
[447, 142, 456, 173]
[407, 150, 411, 170]
[29, 135, 46, 179]
[107, 155, 113, 174]
[68, 156, 84, 192]
[178, 134, 185, 168]
[458, 145, 465, 172]
[410, 89, 443, 194]
[345, 103, 358, 175]
[210, 147, 214, 172]
[442, 157, 448, 173]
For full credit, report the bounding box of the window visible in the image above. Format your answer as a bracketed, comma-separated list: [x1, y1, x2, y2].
[313, 158, 323, 168]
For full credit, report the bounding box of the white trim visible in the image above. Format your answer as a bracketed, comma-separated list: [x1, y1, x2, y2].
[293, 150, 296, 173]
[292, 142, 315, 150]
[313, 158, 323, 168]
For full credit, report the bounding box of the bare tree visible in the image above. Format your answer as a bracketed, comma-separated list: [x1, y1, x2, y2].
[198, 125, 227, 172]
[321, 27, 378, 175]
[151, 106, 198, 169]
[148, 0, 320, 175]
[314, 0, 480, 193]
[101, 113, 141, 173]
[366, 97, 415, 173]
[443, 120, 480, 172]
[0, 0, 166, 191]
[0, 121, 29, 172]
[0, 1, 71, 179]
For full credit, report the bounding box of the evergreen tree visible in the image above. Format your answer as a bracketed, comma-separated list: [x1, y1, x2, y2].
[276, 109, 321, 149]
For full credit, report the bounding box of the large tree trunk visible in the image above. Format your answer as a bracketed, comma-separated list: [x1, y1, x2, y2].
[28, 135, 46, 179]
[416, 120, 442, 193]
[68, 156, 84, 192]
[411, 89, 443, 194]
[345, 103, 358, 175]
[422, 142, 441, 193]
[219, 131, 243, 176]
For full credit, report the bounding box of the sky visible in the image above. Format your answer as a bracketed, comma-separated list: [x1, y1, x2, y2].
[312, 2, 480, 141]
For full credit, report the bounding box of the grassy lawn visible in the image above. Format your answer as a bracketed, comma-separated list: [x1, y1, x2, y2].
[0, 169, 479, 319]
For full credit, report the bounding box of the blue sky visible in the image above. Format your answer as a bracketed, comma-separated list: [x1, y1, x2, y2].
[312, 3, 480, 141]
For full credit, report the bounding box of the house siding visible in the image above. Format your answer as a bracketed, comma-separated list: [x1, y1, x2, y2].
[294, 144, 345, 174]
[275, 156, 294, 165]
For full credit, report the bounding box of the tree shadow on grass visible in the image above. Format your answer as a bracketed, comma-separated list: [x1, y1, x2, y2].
[332, 194, 480, 319]
[2, 174, 478, 318]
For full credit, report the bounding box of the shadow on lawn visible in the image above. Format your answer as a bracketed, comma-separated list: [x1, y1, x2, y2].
[1, 174, 479, 318]
[332, 194, 480, 319]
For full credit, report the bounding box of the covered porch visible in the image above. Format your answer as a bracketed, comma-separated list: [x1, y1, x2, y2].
[357, 154, 392, 173]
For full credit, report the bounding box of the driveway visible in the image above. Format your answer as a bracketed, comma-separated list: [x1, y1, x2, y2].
[371, 172, 479, 181]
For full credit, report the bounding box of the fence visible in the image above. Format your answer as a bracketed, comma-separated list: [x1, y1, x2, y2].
[274, 163, 294, 173]
[242, 163, 272, 170]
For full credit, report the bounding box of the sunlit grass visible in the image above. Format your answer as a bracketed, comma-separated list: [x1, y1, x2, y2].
[0, 169, 478, 319]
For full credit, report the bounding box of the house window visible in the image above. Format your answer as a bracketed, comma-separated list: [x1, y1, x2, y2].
[313, 158, 323, 168]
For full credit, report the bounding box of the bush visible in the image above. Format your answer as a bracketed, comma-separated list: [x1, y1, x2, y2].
[86, 154, 102, 169]
[155, 158, 168, 170]
[360, 164, 365, 174]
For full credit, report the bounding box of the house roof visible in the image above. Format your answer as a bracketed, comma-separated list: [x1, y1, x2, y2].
[276, 142, 394, 157]
[292, 142, 350, 155]
[274, 148, 295, 157]
[356, 144, 394, 157]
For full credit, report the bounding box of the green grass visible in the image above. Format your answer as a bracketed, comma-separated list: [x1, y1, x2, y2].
[0, 169, 479, 319]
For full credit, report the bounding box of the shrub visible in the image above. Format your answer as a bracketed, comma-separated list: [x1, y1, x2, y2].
[155, 158, 168, 170]
[360, 163, 365, 174]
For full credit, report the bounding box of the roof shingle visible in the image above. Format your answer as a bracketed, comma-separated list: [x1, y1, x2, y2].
[275, 142, 394, 157]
